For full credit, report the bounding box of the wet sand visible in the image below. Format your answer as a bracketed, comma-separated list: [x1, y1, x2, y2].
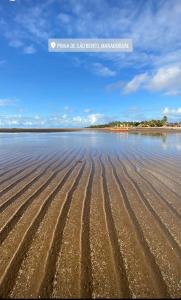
[0, 128, 82, 133]
[0, 127, 181, 134]
[0, 132, 180, 298]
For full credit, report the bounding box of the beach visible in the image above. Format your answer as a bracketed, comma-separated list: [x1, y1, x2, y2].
[0, 127, 181, 133]
[0, 131, 180, 298]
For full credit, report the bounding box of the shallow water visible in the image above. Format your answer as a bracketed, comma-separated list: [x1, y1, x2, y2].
[0, 131, 181, 298]
[0, 131, 181, 158]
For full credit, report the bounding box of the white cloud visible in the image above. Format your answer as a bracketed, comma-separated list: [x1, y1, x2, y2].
[58, 13, 71, 24]
[0, 115, 45, 127]
[86, 113, 104, 125]
[91, 62, 117, 77]
[0, 99, 16, 106]
[84, 108, 92, 113]
[1, 1, 52, 53]
[56, 0, 181, 70]
[49, 113, 105, 126]
[106, 80, 124, 92]
[23, 45, 36, 54]
[148, 66, 181, 95]
[73, 58, 117, 78]
[113, 65, 181, 96]
[124, 73, 148, 93]
[9, 39, 24, 48]
[0, 112, 114, 128]
[71, 113, 112, 126]
[2, 0, 181, 94]
[73, 116, 82, 123]
[14, 5, 50, 41]
[1, 0, 181, 76]
[163, 107, 181, 117]
[64, 106, 70, 111]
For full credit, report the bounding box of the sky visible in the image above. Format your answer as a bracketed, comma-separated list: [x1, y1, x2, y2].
[0, 0, 181, 127]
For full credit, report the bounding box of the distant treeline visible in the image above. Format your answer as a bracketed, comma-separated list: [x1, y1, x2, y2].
[87, 116, 181, 128]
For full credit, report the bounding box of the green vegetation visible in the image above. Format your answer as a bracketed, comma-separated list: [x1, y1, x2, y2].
[87, 116, 175, 128]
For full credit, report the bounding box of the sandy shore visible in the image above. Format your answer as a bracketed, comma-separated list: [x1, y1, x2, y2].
[129, 126, 181, 133]
[87, 127, 181, 133]
[0, 127, 181, 133]
[0, 128, 82, 133]
[0, 140, 180, 298]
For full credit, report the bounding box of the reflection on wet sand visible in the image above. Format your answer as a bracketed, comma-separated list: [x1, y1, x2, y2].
[0, 131, 180, 299]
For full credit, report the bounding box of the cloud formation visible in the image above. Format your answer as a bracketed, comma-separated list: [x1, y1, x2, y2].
[110, 65, 181, 96]
[91, 62, 117, 77]
[163, 107, 181, 117]
[1, 0, 181, 69]
[57, 0, 181, 69]
[124, 73, 148, 93]
[0, 112, 114, 128]
[148, 66, 181, 96]
[23, 45, 36, 54]
[0, 99, 17, 106]
[1, 0, 181, 105]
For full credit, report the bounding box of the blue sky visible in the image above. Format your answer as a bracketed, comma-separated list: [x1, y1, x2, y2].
[0, 0, 181, 127]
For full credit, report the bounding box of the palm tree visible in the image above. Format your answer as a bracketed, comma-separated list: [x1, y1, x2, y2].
[163, 115, 168, 124]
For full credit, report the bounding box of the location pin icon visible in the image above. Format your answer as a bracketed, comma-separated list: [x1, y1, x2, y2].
[51, 42, 56, 49]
